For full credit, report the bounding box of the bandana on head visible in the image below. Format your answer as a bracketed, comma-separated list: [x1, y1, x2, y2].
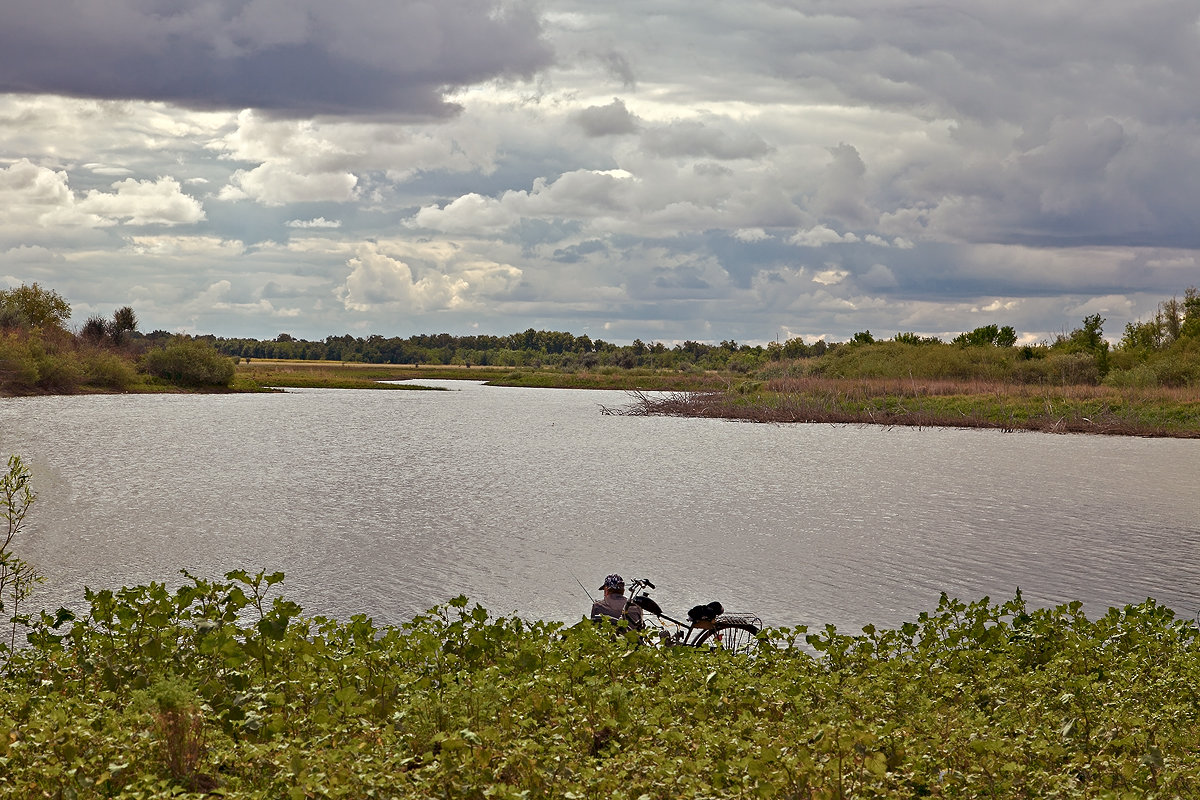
[600, 574, 625, 591]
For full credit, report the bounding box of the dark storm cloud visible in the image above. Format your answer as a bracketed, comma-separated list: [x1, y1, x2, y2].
[571, 98, 639, 137]
[744, 1, 1200, 125]
[651, 265, 711, 292]
[596, 50, 637, 89]
[641, 119, 772, 160]
[0, 0, 553, 116]
[706, 231, 798, 289]
[552, 239, 610, 263]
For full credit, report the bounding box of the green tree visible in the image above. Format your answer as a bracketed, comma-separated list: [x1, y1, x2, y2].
[1160, 297, 1183, 342]
[782, 337, 808, 358]
[106, 306, 138, 345]
[1072, 313, 1106, 352]
[952, 324, 1017, 347]
[80, 314, 109, 343]
[1120, 319, 1163, 352]
[1182, 286, 1200, 340]
[893, 332, 942, 345]
[0, 283, 71, 333]
[850, 330, 875, 345]
[1057, 313, 1110, 378]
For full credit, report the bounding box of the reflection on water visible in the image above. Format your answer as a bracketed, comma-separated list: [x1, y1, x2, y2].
[2, 382, 1198, 632]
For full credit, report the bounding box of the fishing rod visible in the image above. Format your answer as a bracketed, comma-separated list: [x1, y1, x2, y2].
[571, 570, 597, 604]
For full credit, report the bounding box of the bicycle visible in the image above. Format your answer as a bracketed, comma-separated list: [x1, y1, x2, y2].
[613, 577, 763, 655]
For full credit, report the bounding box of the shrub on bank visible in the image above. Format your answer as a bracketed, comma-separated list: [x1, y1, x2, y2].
[1151, 353, 1200, 387]
[0, 332, 147, 394]
[809, 341, 1019, 381]
[0, 333, 85, 393]
[1103, 363, 1159, 389]
[79, 347, 140, 391]
[0, 332, 42, 391]
[142, 339, 236, 388]
[1007, 351, 1101, 385]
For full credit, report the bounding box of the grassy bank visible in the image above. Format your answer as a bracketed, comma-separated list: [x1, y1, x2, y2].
[3, 574, 1199, 798]
[608, 377, 1200, 438]
[234, 360, 453, 391]
[479, 367, 734, 391]
[235, 359, 736, 392]
[239, 361, 1200, 437]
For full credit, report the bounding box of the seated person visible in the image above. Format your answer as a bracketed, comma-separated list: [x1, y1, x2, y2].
[590, 573, 644, 630]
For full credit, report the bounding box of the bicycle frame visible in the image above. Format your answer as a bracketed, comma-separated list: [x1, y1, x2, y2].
[622, 577, 760, 649]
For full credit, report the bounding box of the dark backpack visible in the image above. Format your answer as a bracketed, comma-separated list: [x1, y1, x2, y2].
[687, 601, 724, 622]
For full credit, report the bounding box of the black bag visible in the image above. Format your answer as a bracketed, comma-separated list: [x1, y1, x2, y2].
[687, 601, 724, 622]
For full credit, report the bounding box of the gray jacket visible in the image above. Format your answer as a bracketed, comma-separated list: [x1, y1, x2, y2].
[590, 593, 644, 629]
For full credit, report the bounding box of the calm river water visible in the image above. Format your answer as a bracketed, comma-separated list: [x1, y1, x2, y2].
[1, 381, 1198, 633]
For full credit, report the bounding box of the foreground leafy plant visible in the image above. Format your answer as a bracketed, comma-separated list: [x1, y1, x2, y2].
[0, 452, 41, 667]
[3, 577, 1200, 799]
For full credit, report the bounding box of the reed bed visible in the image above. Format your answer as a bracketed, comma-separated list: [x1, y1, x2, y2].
[607, 378, 1200, 438]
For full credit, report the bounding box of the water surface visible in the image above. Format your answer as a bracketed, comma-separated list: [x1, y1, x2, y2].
[2, 381, 1197, 632]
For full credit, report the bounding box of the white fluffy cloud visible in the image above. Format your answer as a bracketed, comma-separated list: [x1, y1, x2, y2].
[1, 160, 203, 229]
[287, 217, 342, 229]
[77, 177, 205, 225]
[0, 160, 77, 225]
[336, 244, 522, 313]
[221, 164, 358, 206]
[789, 226, 860, 248]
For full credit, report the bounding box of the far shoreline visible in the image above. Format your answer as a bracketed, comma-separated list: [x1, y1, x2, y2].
[7, 360, 1195, 440]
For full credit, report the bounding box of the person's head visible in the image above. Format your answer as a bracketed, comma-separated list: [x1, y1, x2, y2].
[599, 573, 625, 596]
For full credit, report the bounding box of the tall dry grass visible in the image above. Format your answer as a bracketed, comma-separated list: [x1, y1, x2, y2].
[765, 376, 1199, 404]
[608, 377, 1200, 438]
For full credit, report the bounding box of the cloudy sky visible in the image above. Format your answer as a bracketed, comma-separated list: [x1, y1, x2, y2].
[2, 1, 1198, 345]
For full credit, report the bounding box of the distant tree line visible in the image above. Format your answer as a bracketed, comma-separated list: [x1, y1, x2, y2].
[211, 330, 791, 373]
[205, 287, 1200, 387]
[1, 281, 1197, 393]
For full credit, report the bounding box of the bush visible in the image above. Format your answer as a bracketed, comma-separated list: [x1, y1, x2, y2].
[32, 350, 84, 393]
[81, 349, 139, 391]
[0, 334, 40, 392]
[1011, 352, 1100, 385]
[0, 335, 85, 393]
[1103, 363, 1159, 389]
[1152, 355, 1200, 388]
[809, 341, 1016, 381]
[142, 339, 236, 388]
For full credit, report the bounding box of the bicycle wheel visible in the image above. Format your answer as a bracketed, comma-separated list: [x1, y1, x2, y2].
[694, 621, 760, 655]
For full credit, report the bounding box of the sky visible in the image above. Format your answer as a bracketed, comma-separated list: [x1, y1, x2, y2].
[2, 0, 1199, 346]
